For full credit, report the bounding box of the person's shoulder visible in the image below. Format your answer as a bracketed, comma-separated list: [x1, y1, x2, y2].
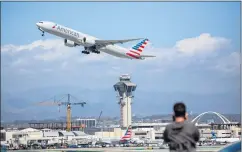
[184, 121, 197, 128]
[184, 121, 194, 125]
[165, 123, 173, 129]
[165, 123, 172, 128]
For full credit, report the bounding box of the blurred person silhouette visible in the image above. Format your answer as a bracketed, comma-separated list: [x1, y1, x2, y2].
[164, 102, 200, 152]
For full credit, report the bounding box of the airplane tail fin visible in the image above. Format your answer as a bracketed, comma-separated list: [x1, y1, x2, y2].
[121, 125, 132, 141]
[131, 38, 149, 53]
[126, 39, 149, 58]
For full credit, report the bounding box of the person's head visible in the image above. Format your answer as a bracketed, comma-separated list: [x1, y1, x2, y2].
[173, 102, 188, 121]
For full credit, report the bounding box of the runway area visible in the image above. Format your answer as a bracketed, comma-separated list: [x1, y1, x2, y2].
[12, 145, 223, 152]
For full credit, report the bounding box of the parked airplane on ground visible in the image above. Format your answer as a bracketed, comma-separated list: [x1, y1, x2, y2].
[99, 126, 144, 145]
[120, 125, 133, 143]
[36, 21, 155, 60]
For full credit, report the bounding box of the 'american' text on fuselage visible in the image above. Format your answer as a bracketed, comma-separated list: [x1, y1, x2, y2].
[56, 26, 79, 38]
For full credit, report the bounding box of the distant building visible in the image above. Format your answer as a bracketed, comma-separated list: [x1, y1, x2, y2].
[1, 129, 6, 142]
[74, 118, 96, 128]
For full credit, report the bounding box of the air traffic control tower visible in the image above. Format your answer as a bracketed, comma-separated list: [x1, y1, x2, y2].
[114, 74, 137, 128]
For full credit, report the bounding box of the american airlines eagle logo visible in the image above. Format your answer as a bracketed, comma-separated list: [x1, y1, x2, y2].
[52, 24, 57, 28]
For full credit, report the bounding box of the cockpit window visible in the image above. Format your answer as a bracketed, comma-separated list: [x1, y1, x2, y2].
[39, 22, 43, 23]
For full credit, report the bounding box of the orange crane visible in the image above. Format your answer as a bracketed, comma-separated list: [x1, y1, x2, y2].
[36, 93, 86, 131]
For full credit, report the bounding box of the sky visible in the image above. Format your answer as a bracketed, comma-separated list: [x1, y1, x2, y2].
[1, 2, 241, 121]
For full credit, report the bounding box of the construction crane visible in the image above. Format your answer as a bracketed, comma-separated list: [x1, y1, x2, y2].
[36, 93, 87, 131]
[96, 110, 103, 127]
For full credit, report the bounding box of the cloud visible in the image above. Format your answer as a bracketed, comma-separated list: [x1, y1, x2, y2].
[33, 50, 65, 61]
[212, 52, 240, 73]
[131, 33, 236, 75]
[1, 33, 238, 88]
[2, 39, 110, 62]
[1, 33, 230, 64]
[174, 33, 231, 55]
[1, 39, 63, 53]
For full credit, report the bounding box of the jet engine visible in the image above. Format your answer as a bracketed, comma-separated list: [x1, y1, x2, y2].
[82, 37, 95, 47]
[64, 39, 77, 47]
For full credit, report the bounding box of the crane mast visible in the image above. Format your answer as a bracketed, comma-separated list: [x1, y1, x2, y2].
[66, 94, 71, 131]
[96, 110, 103, 127]
[67, 104, 71, 131]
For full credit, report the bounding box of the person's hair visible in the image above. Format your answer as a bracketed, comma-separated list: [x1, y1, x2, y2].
[173, 102, 186, 117]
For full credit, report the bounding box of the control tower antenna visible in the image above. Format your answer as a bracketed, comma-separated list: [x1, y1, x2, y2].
[114, 74, 137, 128]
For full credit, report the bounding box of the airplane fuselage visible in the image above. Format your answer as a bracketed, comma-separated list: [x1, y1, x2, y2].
[36, 21, 137, 59]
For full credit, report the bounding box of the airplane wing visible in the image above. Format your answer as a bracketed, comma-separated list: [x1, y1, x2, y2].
[95, 38, 143, 47]
[140, 55, 156, 58]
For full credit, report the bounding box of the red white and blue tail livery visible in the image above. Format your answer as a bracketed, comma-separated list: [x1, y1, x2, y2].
[36, 21, 155, 60]
[120, 125, 132, 141]
[126, 38, 152, 59]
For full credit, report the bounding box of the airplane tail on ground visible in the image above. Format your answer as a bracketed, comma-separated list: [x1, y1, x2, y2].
[126, 39, 155, 59]
[120, 125, 132, 141]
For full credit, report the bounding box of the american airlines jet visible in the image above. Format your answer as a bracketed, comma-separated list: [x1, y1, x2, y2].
[36, 21, 155, 60]
[99, 125, 144, 146]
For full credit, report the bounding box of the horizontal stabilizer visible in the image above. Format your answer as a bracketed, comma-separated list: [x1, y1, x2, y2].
[140, 55, 156, 57]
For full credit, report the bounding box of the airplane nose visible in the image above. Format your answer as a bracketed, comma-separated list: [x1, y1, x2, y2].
[36, 22, 40, 27]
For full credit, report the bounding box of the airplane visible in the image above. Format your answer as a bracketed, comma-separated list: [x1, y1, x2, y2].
[36, 21, 155, 60]
[98, 125, 144, 146]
